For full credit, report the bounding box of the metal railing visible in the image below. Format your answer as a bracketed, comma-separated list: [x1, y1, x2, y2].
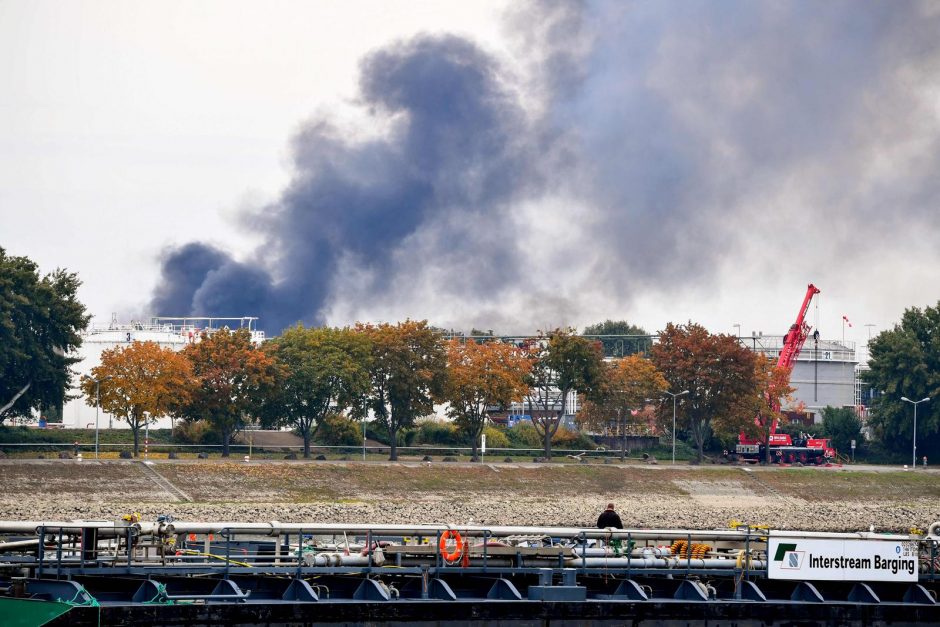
[0, 442, 639, 459]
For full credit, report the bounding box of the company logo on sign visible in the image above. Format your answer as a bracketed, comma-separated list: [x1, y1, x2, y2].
[773, 542, 805, 570]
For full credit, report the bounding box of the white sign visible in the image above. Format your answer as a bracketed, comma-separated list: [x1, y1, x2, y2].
[768, 538, 919, 582]
[481, 433, 486, 454]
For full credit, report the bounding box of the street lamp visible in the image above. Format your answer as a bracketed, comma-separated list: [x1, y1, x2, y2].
[663, 390, 689, 465]
[901, 396, 931, 468]
[88, 375, 112, 459]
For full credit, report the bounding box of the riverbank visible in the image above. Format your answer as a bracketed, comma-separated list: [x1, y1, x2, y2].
[1, 460, 936, 533]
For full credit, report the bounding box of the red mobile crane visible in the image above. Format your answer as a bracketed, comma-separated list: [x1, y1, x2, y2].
[734, 284, 837, 464]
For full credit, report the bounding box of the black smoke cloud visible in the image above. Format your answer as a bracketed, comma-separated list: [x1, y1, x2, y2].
[152, 2, 940, 334]
[151, 35, 534, 334]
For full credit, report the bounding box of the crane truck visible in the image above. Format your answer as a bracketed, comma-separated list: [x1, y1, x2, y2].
[733, 284, 837, 465]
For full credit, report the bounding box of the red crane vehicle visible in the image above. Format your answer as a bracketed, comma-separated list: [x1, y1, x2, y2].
[733, 284, 837, 465]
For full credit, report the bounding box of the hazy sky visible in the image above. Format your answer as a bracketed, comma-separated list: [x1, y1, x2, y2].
[3, 0, 939, 345]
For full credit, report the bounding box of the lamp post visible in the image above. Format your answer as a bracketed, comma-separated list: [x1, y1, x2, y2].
[901, 396, 931, 468]
[91, 376, 112, 459]
[663, 390, 689, 465]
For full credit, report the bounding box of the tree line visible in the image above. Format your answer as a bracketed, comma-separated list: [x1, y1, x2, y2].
[3, 249, 938, 462]
[75, 321, 793, 462]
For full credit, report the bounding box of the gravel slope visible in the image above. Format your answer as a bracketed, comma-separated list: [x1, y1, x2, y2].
[0, 460, 937, 533]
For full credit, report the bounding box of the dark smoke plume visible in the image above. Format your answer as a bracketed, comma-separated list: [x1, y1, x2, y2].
[152, 35, 534, 333]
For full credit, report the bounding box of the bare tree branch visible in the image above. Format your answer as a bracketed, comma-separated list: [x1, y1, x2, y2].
[0, 383, 31, 417]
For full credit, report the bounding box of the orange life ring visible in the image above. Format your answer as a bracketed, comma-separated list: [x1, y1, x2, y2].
[439, 529, 464, 562]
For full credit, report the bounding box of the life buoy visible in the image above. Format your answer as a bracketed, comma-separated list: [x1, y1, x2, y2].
[439, 529, 464, 563]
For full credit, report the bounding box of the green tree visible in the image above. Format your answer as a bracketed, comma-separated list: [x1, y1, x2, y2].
[356, 320, 447, 461]
[651, 322, 758, 463]
[582, 320, 651, 357]
[262, 325, 371, 458]
[80, 341, 193, 456]
[444, 339, 531, 461]
[524, 329, 604, 460]
[820, 406, 863, 455]
[0, 248, 89, 423]
[180, 328, 278, 457]
[863, 303, 940, 457]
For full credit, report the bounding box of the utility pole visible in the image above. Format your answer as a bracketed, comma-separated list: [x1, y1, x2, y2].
[901, 397, 931, 469]
[663, 390, 689, 464]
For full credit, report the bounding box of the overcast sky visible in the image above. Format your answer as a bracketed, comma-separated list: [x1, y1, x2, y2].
[3, 1, 939, 345]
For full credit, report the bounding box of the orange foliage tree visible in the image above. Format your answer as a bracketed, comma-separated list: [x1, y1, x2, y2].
[444, 339, 532, 461]
[356, 320, 447, 461]
[180, 328, 278, 457]
[81, 341, 193, 456]
[580, 355, 668, 460]
[651, 322, 758, 463]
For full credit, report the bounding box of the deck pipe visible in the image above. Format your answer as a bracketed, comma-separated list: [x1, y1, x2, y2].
[568, 555, 767, 569]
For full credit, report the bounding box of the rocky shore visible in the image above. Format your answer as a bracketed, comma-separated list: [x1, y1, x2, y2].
[0, 460, 937, 533]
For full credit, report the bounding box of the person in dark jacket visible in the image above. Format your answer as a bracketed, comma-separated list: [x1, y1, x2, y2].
[596, 503, 623, 529]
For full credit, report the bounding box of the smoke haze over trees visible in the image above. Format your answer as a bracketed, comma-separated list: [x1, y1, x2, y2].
[149, 1, 940, 336]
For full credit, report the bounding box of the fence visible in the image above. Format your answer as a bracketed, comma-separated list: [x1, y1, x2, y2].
[0, 442, 656, 461]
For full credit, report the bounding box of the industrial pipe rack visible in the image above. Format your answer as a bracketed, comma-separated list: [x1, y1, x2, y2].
[2, 519, 939, 625]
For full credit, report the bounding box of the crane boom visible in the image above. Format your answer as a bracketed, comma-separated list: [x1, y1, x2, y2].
[777, 283, 820, 371]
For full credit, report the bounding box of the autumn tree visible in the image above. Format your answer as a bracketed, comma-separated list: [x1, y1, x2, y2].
[651, 322, 758, 463]
[356, 320, 447, 461]
[180, 328, 278, 457]
[81, 341, 193, 456]
[580, 355, 668, 460]
[444, 339, 531, 461]
[1, 248, 89, 423]
[262, 325, 371, 458]
[582, 320, 651, 357]
[524, 329, 604, 460]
